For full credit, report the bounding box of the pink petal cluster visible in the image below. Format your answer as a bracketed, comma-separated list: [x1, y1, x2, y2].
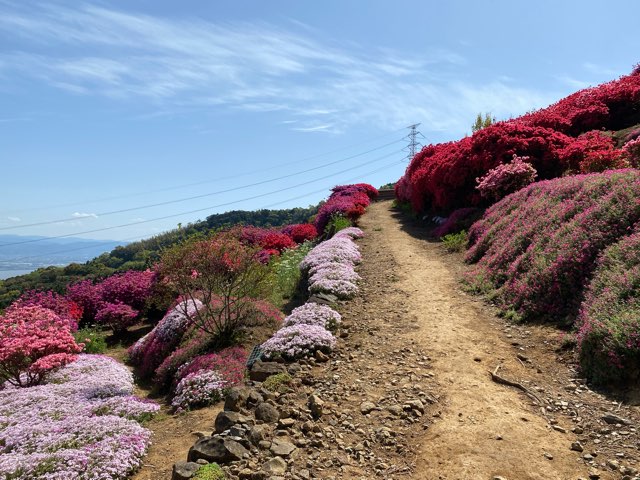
[0, 355, 158, 480]
[475, 155, 538, 201]
[282, 303, 341, 332]
[261, 324, 336, 360]
[314, 184, 378, 233]
[171, 370, 227, 413]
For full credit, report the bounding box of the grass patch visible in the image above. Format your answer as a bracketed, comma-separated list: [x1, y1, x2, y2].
[74, 327, 108, 354]
[262, 372, 293, 393]
[194, 463, 225, 480]
[441, 230, 468, 253]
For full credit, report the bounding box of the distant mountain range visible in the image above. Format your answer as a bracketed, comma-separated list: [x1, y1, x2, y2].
[0, 235, 126, 272]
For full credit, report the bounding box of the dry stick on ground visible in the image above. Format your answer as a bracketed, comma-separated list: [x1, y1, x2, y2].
[489, 365, 543, 406]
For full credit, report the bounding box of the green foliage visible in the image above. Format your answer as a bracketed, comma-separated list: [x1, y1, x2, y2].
[194, 463, 225, 480]
[392, 200, 417, 218]
[267, 242, 313, 306]
[262, 372, 293, 393]
[0, 206, 319, 310]
[379, 182, 396, 189]
[471, 112, 496, 133]
[324, 214, 352, 235]
[442, 230, 468, 253]
[74, 327, 108, 354]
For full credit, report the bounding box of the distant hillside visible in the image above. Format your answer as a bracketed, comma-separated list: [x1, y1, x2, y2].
[0, 205, 318, 308]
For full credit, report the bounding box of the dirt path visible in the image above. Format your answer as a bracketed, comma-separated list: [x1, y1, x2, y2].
[360, 201, 589, 480]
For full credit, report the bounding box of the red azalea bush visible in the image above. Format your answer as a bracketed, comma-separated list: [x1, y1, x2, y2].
[476, 154, 538, 201]
[9, 290, 82, 331]
[577, 231, 640, 385]
[0, 305, 82, 387]
[314, 183, 378, 232]
[260, 232, 295, 252]
[282, 223, 318, 244]
[397, 66, 640, 213]
[465, 170, 640, 324]
[95, 302, 139, 334]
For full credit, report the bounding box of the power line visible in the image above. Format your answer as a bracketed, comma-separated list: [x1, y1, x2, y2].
[1, 127, 407, 216]
[1, 159, 404, 263]
[0, 149, 404, 248]
[0, 138, 404, 231]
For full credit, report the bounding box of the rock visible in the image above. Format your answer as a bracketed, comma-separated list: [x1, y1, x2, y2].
[406, 399, 425, 414]
[214, 411, 249, 434]
[172, 462, 201, 480]
[247, 390, 264, 407]
[387, 405, 403, 416]
[250, 361, 286, 382]
[602, 412, 632, 426]
[270, 439, 297, 457]
[552, 425, 566, 433]
[308, 394, 325, 418]
[188, 436, 249, 464]
[314, 350, 329, 362]
[360, 401, 377, 414]
[493, 477, 507, 480]
[544, 453, 554, 460]
[277, 418, 296, 429]
[606, 459, 619, 470]
[255, 402, 280, 423]
[263, 456, 287, 475]
[248, 425, 267, 446]
[224, 387, 250, 412]
[570, 441, 584, 452]
[308, 293, 338, 305]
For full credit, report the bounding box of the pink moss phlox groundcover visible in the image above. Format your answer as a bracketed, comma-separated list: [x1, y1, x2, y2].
[261, 324, 336, 360]
[0, 355, 158, 480]
[171, 370, 227, 413]
[282, 303, 342, 332]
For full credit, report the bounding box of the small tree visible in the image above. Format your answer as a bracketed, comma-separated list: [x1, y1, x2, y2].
[158, 233, 271, 344]
[472, 112, 496, 133]
[0, 305, 82, 387]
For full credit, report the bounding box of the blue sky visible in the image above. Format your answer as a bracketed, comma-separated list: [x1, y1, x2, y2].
[1, 0, 639, 243]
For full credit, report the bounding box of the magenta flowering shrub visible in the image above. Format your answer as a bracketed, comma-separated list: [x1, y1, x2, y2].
[261, 324, 336, 360]
[95, 302, 139, 334]
[466, 170, 640, 323]
[624, 136, 640, 166]
[576, 232, 640, 385]
[475, 155, 538, 201]
[0, 355, 158, 480]
[0, 305, 82, 387]
[282, 303, 341, 332]
[99, 270, 155, 311]
[66, 279, 102, 322]
[314, 184, 378, 232]
[432, 208, 482, 238]
[9, 290, 83, 331]
[174, 346, 247, 389]
[171, 370, 227, 412]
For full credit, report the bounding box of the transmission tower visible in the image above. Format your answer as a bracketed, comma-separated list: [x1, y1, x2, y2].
[403, 123, 425, 162]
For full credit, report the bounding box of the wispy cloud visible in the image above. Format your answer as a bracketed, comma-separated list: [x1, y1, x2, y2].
[72, 212, 98, 219]
[7, 216, 20, 222]
[0, 3, 561, 136]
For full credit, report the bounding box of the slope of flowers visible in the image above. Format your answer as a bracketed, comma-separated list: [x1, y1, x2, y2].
[314, 184, 378, 233]
[576, 232, 640, 385]
[0, 355, 158, 480]
[396, 67, 640, 213]
[465, 170, 640, 325]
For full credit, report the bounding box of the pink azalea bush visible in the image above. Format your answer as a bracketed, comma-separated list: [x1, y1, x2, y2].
[466, 169, 640, 323]
[95, 302, 139, 334]
[174, 346, 247, 389]
[0, 305, 82, 387]
[314, 184, 378, 233]
[475, 154, 538, 201]
[624, 136, 640, 166]
[261, 324, 336, 360]
[9, 290, 83, 331]
[0, 355, 158, 480]
[282, 303, 342, 332]
[576, 232, 640, 385]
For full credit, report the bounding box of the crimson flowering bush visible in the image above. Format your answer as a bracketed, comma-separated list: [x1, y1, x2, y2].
[96, 302, 140, 334]
[433, 208, 482, 238]
[476, 155, 538, 201]
[9, 290, 82, 331]
[282, 223, 318, 244]
[465, 170, 640, 324]
[0, 354, 158, 480]
[66, 279, 102, 323]
[397, 65, 640, 213]
[314, 183, 378, 232]
[576, 232, 640, 385]
[0, 305, 82, 387]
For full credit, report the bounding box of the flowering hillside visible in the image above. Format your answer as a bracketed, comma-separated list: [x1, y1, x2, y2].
[396, 66, 640, 213]
[464, 170, 640, 385]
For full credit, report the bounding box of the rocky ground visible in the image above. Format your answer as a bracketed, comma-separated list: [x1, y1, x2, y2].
[168, 200, 640, 480]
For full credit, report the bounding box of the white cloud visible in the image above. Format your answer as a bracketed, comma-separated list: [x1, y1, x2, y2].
[72, 212, 98, 218]
[0, 3, 562, 137]
[7, 216, 20, 222]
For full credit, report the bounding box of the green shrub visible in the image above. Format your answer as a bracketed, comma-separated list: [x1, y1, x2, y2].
[262, 372, 293, 393]
[267, 242, 313, 305]
[442, 230, 468, 253]
[324, 214, 352, 235]
[194, 463, 225, 480]
[74, 327, 108, 354]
